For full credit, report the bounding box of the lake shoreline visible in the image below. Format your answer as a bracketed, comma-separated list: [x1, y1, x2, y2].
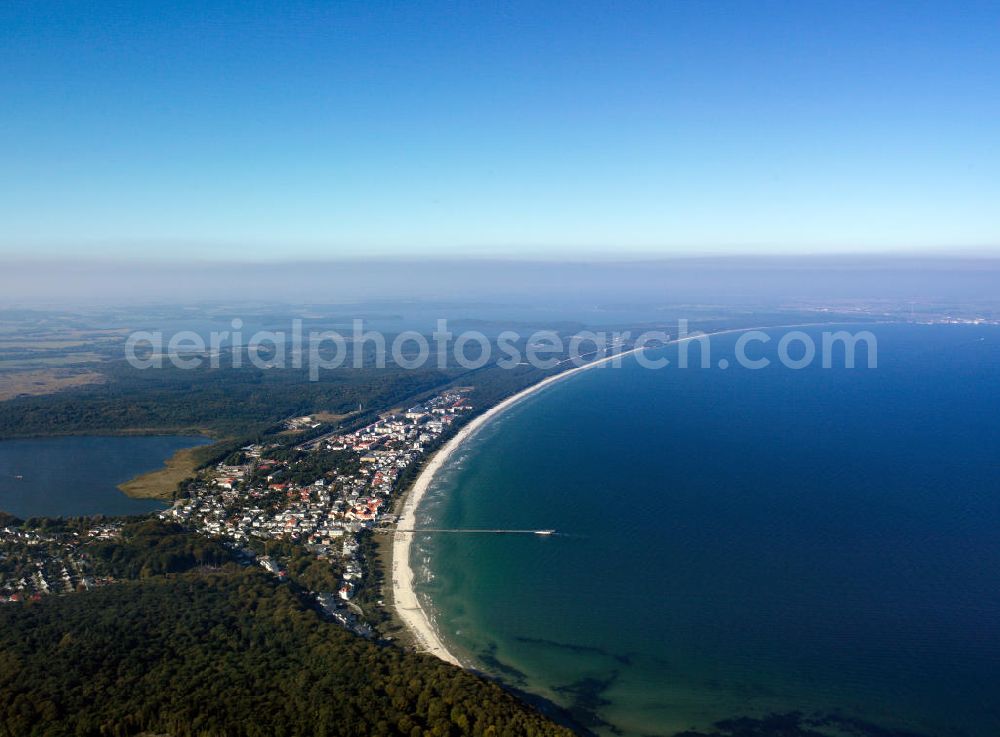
[0, 435, 210, 519]
[117, 437, 225, 499]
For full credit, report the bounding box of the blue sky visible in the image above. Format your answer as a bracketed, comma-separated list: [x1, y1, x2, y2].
[2, 0, 998, 260]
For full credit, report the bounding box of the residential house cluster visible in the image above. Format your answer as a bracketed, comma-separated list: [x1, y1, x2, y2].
[0, 523, 120, 603]
[160, 390, 472, 627]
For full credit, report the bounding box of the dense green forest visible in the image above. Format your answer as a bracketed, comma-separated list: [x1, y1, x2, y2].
[85, 519, 234, 578]
[0, 523, 574, 737]
[0, 326, 605, 440]
[0, 359, 459, 439]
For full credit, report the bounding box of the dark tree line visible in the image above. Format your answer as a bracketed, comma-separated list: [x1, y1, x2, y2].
[0, 524, 573, 737]
[0, 360, 458, 439]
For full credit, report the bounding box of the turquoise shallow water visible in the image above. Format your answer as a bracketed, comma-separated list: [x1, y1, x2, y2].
[414, 324, 1000, 736]
[0, 435, 210, 519]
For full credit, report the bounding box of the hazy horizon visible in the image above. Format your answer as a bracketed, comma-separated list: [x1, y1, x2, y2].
[3, 254, 998, 306]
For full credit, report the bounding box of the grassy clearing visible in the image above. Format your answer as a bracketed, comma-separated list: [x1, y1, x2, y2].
[0, 369, 106, 401]
[0, 340, 91, 349]
[0, 352, 106, 368]
[312, 410, 354, 423]
[118, 440, 229, 499]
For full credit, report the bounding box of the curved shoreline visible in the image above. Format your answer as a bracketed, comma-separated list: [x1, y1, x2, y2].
[391, 346, 649, 665]
[390, 322, 872, 666]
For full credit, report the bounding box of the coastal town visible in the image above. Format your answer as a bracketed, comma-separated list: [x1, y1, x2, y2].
[157, 389, 473, 630]
[1, 389, 474, 636]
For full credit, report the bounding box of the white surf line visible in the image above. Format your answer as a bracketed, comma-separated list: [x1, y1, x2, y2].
[390, 345, 647, 666]
[391, 321, 873, 666]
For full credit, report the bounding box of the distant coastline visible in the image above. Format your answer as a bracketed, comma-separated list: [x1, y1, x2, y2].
[390, 322, 866, 666]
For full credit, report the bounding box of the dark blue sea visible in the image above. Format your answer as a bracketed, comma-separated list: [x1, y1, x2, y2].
[0, 435, 210, 519]
[415, 324, 1000, 736]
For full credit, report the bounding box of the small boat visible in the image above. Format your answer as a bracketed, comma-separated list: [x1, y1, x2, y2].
[14, 475, 23, 480]
[534, 529, 555, 536]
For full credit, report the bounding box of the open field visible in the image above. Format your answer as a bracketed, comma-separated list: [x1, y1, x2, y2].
[0, 353, 107, 369]
[118, 440, 226, 499]
[311, 410, 354, 423]
[0, 369, 106, 401]
[0, 340, 92, 350]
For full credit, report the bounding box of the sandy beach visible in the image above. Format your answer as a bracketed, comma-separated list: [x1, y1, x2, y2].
[390, 323, 841, 666]
[390, 345, 644, 666]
